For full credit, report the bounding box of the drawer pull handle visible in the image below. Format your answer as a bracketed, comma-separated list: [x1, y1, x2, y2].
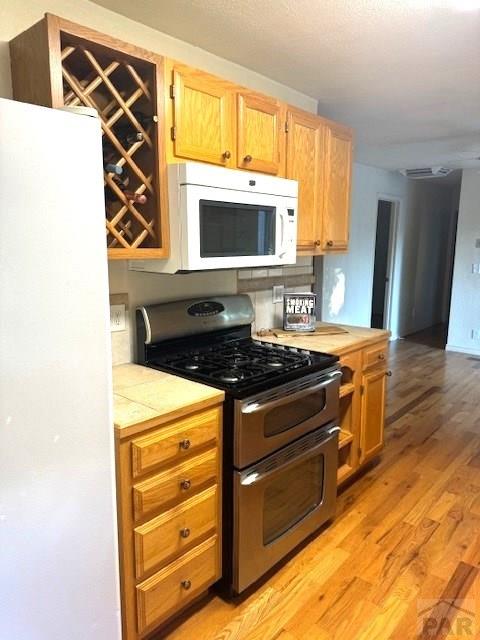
[222, 150, 231, 160]
[386, 370, 393, 377]
[180, 527, 191, 539]
[181, 579, 191, 590]
[378, 353, 385, 360]
[179, 439, 191, 450]
[180, 479, 192, 490]
[244, 154, 252, 163]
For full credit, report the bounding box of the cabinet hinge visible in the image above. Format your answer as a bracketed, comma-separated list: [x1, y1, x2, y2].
[360, 384, 365, 395]
[285, 121, 289, 133]
[170, 126, 176, 141]
[169, 84, 176, 99]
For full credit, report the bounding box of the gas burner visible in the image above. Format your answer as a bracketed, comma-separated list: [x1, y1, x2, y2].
[266, 359, 284, 368]
[185, 362, 201, 370]
[218, 370, 245, 383]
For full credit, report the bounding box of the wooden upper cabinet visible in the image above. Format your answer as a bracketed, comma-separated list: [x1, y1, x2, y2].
[237, 92, 285, 175]
[9, 13, 170, 260]
[322, 121, 353, 252]
[168, 63, 236, 167]
[285, 108, 325, 254]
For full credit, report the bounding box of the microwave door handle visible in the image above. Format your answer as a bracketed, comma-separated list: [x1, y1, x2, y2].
[241, 370, 341, 416]
[278, 209, 288, 258]
[240, 426, 340, 487]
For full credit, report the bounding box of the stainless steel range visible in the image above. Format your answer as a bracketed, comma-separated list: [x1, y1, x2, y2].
[136, 294, 341, 595]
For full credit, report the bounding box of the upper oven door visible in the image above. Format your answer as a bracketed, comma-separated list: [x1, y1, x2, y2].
[234, 368, 341, 469]
[181, 184, 297, 270]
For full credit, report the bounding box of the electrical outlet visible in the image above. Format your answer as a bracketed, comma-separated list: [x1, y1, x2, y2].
[110, 304, 126, 332]
[472, 263, 480, 274]
[272, 285, 284, 303]
[472, 329, 480, 341]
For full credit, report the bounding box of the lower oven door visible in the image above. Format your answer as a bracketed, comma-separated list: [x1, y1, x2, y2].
[233, 424, 339, 594]
[234, 368, 341, 468]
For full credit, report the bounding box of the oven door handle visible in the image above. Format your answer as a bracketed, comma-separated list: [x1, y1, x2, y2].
[240, 426, 340, 487]
[241, 370, 341, 415]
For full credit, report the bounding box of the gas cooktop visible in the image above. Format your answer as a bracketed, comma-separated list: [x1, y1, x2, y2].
[146, 336, 338, 397]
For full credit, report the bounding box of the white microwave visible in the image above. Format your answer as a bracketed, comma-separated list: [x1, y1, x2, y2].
[129, 162, 298, 274]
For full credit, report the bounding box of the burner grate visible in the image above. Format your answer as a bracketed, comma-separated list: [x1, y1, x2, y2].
[158, 338, 313, 387]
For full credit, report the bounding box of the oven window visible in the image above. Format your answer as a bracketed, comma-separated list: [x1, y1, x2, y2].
[264, 389, 326, 437]
[199, 200, 276, 257]
[263, 454, 324, 545]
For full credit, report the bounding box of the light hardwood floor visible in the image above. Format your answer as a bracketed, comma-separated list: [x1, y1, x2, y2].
[154, 339, 480, 640]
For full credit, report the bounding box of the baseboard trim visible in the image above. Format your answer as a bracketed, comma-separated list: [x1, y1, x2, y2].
[445, 344, 480, 356]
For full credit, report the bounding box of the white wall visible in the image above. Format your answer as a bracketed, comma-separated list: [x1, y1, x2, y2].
[321, 163, 458, 339]
[447, 169, 480, 355]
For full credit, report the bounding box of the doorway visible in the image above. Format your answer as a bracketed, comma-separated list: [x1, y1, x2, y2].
[371, 199, 397, 329]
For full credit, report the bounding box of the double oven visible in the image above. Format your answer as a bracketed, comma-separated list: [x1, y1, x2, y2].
[225, 367, 341, 594]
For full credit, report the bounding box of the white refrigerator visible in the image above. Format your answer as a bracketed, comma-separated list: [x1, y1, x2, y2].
[0, 98, 121, 639]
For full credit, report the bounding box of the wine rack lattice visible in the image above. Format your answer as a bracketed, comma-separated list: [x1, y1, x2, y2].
[60, 35, 160, 251]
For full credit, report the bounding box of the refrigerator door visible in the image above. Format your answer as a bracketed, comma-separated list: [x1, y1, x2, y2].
[0, 98, 121, 640]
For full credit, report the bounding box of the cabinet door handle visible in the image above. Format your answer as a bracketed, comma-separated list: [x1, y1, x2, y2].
[179, 439, 191, 450]
[314, 239, 321, 247]
[326, 240, 334, 247]
[378, 353, 385, 361]
[222, 150, 231, 160]
[243, 154, 252, 163]
[181, 579, 191, 590]
[180, 527, 191, 539]
[386, 370, 392, 377]
[180, 479, 191, 490]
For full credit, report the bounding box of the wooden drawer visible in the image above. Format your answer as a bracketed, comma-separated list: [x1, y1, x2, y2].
[134, 485, 217, 579]
[136, 535, 219, 634]
[133, 448, 217, 521]
[362, 341, 389, 371]
[131, 407, 220, 477]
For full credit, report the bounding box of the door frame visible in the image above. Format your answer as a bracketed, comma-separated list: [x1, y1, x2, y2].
[373, 194, 400, 333]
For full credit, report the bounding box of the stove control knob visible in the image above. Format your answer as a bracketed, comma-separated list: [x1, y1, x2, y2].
[180, 479, 191, 490]
[180, 528, 191, 539]
[180, 439, 191, 450]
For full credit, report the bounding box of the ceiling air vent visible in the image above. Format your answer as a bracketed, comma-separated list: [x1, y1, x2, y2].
[399, 166, 452, 179]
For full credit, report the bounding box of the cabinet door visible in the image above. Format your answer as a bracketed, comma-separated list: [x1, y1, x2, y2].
[171, 65, 235, 166]
[322, 122, 353, 252]
[360, 367, 386, 464]
[237, 92, 285, 174]
[286, 109, 325, 254]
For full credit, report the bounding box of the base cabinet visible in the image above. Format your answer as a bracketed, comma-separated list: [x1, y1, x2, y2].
[337, 339, 389, 484]
[116, 405, 223, 640]
[359, 367, 387, 464]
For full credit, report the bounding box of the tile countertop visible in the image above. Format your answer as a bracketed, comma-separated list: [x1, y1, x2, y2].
[112, 363, 224, 439]
[255, 323, 390, 357]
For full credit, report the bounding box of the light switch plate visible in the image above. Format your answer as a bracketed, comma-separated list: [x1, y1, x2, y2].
[472, 263, 480, 274]
[110, 304, 126, 332]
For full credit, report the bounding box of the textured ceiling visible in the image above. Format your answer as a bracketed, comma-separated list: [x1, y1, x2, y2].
[92, 0, 480, 171]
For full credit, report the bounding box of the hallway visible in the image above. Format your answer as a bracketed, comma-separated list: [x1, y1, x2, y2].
[404, 323, 448, 350]
[159, 339, 480, 640]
